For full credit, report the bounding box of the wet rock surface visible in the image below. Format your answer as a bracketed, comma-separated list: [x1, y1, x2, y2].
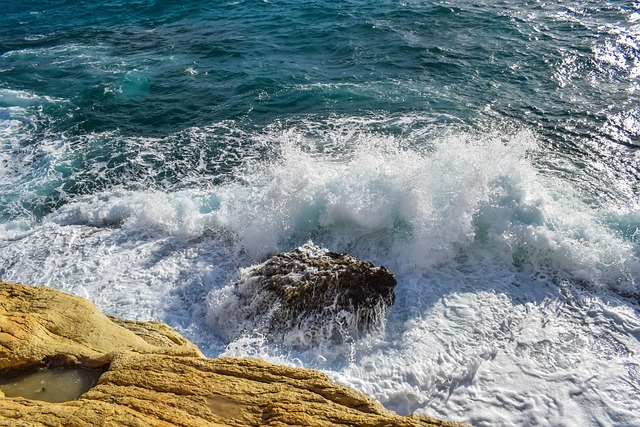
[208, 242, 397, 347]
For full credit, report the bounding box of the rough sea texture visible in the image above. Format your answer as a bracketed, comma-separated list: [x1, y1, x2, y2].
[1, 1, 639, 426]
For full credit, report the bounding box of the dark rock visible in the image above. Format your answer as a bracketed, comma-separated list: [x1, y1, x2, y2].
[207, 242, 397, 347]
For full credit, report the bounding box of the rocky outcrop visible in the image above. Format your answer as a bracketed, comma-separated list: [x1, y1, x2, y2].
[0, 282, 467, 427]
[0, 352, 467, 427]
[0, 281, 203, 373]
[208, 242, 397, 347]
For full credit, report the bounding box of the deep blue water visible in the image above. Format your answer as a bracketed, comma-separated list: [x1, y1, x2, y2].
[2, 1, 639, 213]
[1, 1, 640, 425]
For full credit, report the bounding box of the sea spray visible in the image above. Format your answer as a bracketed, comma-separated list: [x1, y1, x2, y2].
[206, 242, 396, 349]
[2, 120, 637, 308]
[0, 129, 637, 425]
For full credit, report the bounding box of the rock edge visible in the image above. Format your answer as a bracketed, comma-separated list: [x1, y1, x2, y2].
[0, 282, 468, 427]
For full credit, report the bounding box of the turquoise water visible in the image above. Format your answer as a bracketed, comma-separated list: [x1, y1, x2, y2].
[2, 1, 638, 218]
[1, 1, 639, 425]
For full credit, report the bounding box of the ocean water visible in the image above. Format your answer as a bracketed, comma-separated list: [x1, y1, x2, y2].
[1, 0, 639, 425]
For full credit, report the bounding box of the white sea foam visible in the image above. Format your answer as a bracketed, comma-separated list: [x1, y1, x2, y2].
[0, 106, 26, 161]
[200, 125, 638, 295]
[1, 117, 639, 426]
[0, 88, 64, 106]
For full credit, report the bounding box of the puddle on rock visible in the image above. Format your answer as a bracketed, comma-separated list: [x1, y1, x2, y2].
[0, 367, 103, 403]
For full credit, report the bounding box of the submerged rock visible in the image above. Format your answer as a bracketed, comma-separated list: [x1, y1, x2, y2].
[0, 281, 467, 427]
[208, 242, 397, 347]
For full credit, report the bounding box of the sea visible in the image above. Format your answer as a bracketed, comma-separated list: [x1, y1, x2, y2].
[1, 1, 639, 425]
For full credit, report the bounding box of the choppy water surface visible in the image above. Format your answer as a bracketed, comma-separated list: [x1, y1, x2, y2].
[1, 1, 639, 425]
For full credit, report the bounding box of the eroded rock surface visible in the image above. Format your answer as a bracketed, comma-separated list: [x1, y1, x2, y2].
[0, 282, 468, 427]
[208, 242, 397, 347]
[1, 353, 466, 427]
[0, 282, 203, 372]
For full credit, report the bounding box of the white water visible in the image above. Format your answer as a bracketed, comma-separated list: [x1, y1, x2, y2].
[1, 118, 639, 426]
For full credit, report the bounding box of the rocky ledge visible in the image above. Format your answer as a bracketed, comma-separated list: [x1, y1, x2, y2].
[0, 282, 466, 427]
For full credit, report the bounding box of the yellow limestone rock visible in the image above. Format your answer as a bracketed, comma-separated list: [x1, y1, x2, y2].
[0, 281, 203, 371]
[0, 282, 468, 427]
